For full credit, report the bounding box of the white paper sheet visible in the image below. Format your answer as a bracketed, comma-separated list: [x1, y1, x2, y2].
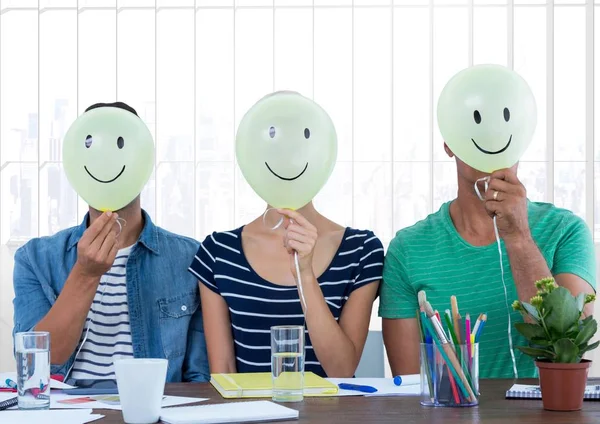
[0, 372, 76, 390]
[160, 401, 299, 424]
[50, 394, 208, 410]
[327, 376, 421, 397]
[0, 392, 207, 411]
[0, 409, 103, 424]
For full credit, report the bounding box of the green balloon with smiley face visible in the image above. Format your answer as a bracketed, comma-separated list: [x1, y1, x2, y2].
[63, 106, 154, 212]
[437, 64, 537, 173]
[236, 91, 338, 210]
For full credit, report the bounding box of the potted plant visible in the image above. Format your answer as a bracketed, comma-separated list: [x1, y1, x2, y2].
[512, 277, 598, 411]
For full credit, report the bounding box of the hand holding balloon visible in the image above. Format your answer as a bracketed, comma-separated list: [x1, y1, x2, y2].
[74, 211, 121, 279]
[277, 209, 318, 279]
[483, 169, 530, 243]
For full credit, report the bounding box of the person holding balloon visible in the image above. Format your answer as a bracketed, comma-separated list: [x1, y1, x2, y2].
[380, 65, 596, 379]
[188, 92, 384, 377]
[12, 102, 209, 382]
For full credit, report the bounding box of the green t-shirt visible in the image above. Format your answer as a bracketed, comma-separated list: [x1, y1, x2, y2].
[379, 201, 596, 379]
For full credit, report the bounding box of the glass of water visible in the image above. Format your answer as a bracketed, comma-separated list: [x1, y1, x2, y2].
[15, 332, 50, 410]
[271, 325, 305, 402]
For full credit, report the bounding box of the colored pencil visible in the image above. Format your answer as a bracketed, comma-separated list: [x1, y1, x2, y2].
[471, 313, 483, 337]
[465, 314, 472, 368]
[475, 314, 487, 342]
[447, 365, 461, 404]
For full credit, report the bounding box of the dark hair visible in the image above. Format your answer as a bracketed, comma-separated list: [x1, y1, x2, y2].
[85, 101, 138, 116]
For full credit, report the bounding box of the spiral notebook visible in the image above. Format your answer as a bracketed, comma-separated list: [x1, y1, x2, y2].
[506, 384, 600, 400]
[160, 401, 299, 424]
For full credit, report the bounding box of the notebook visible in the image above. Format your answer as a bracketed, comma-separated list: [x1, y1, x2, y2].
[210, 372, 338, 398]
[506, 384, 600, 400]
[160, 401, 299, 424]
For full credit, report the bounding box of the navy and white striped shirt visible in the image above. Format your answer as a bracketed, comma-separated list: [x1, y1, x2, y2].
[70, 246, 135, 379]
[188, 227, 384, 377]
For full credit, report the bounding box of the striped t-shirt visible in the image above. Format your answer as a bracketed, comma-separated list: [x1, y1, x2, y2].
[189, 227, 384, 377]
[379, 201, 596, 378]
[70, 246, 135, 379]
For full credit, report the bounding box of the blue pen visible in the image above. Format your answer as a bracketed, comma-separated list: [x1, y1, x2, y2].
[338, 383, 378, 393]
[4, 379, 17, 390]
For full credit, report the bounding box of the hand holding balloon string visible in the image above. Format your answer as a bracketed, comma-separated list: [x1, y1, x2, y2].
[262, 209, 317, 312]
[480, 169, 530, 243]
[75, 211, 125, 279]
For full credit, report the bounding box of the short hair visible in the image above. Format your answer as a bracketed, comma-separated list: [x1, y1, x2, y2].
[85, 101, 138, 116]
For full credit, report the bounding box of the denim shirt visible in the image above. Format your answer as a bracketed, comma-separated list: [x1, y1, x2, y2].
[12, 211, 209, 383]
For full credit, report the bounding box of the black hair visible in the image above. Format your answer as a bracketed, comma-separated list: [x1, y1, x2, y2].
[85, 101, 138, 116]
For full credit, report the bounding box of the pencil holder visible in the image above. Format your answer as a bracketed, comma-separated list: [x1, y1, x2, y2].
[420, 342, 479, 407]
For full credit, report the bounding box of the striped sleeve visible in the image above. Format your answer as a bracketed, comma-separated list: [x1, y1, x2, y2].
[378, 236, 417, 319]
[553, 215, 597, 290]
[189, 234, 219, 294]
[351, 232, 384, 292]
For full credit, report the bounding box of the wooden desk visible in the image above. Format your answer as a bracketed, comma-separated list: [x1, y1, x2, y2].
[97, 379, 600, 423]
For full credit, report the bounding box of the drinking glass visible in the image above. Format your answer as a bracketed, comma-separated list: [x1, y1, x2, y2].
[271, 325, 305, 402]
[15, 332, 51, 410]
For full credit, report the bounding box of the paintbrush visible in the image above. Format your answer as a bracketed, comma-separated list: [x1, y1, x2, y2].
[417, 291, 435, 401]
[451, 295, 461, 345]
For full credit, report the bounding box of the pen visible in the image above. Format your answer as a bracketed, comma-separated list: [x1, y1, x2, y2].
[4, 379, 17, 390]
[0, 396, 17, 411]
[338, 383, 378, 393]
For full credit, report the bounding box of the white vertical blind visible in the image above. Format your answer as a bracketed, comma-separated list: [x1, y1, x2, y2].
[0, 0, 596, 248]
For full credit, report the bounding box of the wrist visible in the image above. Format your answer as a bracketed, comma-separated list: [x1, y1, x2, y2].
[298, 268, 316, 282]
[72, 262, 102, 284]
[503, 231, 535, 251]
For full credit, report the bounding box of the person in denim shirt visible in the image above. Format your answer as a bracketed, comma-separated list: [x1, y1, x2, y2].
[12, 102, 209, 382]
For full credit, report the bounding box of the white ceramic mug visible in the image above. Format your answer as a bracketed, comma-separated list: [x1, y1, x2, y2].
[114, 358, 168, 424]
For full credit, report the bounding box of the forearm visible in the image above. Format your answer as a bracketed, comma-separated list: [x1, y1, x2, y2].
[200, 286, 237, 374]
[35, 264, 99, 364]
[504, 235, 551, 302]
[300, 273, 358, 377]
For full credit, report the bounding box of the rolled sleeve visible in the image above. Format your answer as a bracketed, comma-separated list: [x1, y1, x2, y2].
[378, 238, 418, 319]
[12, 246, 52, 335]
[552, 215, 596, 291]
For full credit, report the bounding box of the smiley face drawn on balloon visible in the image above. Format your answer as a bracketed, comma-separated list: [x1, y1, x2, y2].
[63, 105, 154, 212]
[437, 64, 537, 173]
[236, 91, 338, 210]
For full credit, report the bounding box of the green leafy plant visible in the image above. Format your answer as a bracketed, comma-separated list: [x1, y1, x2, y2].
[513, 277, 598, 363]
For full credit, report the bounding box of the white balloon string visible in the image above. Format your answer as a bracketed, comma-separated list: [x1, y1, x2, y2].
[262, 209, 308, 313]
[115, 217, 126, 237]
[474, 177, 519, 379]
